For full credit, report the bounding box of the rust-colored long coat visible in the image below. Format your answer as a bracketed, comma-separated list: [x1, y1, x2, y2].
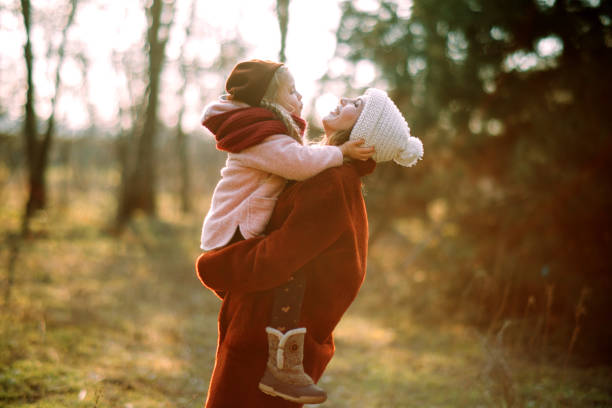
[196, 160, 375, 408]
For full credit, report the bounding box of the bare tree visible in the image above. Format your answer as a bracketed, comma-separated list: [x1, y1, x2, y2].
[174, 0, 198, 213]
[116, 0, 175, 227]
[21, 0, 78, 225]
[276, 0, 290, 63]
[5, 0, 79, 306]
[112, 49, 144, 225]
[20, 0, 37, 225]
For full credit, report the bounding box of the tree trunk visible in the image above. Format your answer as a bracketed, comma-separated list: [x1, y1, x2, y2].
[176, 121, 191, 213]
[276, 0, 290, 63]
[6, 0, 79, 305]
[116, 0, 173, 226]
[22, 0, 78, 220]
[20, 0, 40, 220]
[7, 0, 38, 306]
[174, 0, 197, 214]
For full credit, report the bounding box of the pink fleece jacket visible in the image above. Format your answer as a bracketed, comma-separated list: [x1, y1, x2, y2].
[200, 97, 344, 250]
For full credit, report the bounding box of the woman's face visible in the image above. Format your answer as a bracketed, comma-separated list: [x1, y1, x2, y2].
[322, 97, 365, 135]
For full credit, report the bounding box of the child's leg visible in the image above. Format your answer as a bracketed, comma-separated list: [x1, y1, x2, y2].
[269, 271, 306, 332]
[258, 271, 327, 404]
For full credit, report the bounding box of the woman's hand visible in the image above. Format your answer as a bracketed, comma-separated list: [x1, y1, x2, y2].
[339, 139, 375, 161]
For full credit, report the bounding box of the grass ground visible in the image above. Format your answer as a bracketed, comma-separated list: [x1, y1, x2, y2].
[1, 172, 611, 407]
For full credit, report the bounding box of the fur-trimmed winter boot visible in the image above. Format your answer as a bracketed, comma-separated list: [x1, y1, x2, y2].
[258, 327, 327, 404]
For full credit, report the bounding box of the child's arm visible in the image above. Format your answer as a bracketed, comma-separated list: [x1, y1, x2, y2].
[237, 135, 342, 181]
[237, 135, 373, 181]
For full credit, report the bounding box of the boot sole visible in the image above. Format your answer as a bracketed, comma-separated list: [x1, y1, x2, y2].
[258, 382, 327, 404]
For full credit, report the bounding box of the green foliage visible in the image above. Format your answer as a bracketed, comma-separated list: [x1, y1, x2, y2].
[0, 359, 80, 404]
[335, 0, 612, 360]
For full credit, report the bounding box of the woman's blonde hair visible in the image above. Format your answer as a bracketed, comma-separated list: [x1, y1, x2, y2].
[260, 66, 303, 144]
[322, 128, 354, 163]
[325, 128, 351, 147]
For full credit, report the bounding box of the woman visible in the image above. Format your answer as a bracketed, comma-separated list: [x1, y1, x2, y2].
[196, 88, 423, 407]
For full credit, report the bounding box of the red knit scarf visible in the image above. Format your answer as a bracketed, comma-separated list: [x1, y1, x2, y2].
[202, 107, 307, 153]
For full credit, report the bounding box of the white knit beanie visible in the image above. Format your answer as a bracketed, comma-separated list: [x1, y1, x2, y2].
[350, 88, 423, 167]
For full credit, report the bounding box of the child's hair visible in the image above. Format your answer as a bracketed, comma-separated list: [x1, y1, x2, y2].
[260, 66, 303, 144]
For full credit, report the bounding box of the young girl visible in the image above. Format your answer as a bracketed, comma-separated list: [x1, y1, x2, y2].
[200, 59, 374, 404]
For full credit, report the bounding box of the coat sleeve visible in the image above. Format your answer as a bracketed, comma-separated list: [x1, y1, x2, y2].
[196, 168, 353, 294]
[236, 135, 344, 181]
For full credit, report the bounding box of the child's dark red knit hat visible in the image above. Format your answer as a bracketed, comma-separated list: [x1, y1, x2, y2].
[225, 59, 283, 106]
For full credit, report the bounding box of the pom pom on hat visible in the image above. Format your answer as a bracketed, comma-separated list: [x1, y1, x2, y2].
[349, 88, 423, 167]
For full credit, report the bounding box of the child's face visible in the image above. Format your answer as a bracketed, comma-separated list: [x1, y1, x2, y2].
[322, 97, 365, 135]
[277, 72, 303, 115]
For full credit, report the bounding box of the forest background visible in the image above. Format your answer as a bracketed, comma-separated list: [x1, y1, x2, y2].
[1, 0, 611, 407]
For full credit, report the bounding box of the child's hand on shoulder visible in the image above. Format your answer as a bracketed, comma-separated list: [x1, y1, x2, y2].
[340, 139, 375, 161]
